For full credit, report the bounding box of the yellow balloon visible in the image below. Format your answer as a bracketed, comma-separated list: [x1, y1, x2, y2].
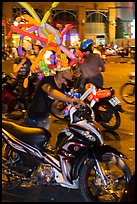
[41, 10, 51, 25]
[16, 17, 21, 22]
[41, 28, 55, 42]
[30, 44, 51, 72]
[47, 33, 54, 44]
[22, 14, 40, 27]
[41, 2, 60, 25]
[51, 2, 60, 8]
[18, 2, 41, 22]
[55, 46, 61, 55]
[23, 77, 29, 88]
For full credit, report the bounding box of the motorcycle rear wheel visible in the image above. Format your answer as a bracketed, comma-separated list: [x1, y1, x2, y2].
[2, 140, 23, 191]
[94, 102, 120, 130]
[79, 153, 132, 202]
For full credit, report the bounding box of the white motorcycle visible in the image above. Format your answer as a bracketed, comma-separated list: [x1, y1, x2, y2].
[2, 86, 132, 202]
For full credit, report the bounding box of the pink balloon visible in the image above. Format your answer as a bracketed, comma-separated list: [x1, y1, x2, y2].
[60, 45, 75, 59]
[37, 28, 46, 47]
[61, 24, 73, 37]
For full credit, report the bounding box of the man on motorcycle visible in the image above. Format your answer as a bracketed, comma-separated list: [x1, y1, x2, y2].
[24, 66, 85, 129]
[76, 39, 105, 93]
[13, 47, 32, 82]
[13, 47, 32, 107]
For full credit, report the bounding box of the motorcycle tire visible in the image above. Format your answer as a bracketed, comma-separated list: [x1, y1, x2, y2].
[94, 102, 120, 131]
[79, 153, 132, 202]
[120, 83, 135, 105]
[2, 140, 23, 191]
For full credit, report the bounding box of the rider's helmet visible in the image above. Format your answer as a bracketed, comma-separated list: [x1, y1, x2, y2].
[80, 39, 94, 53]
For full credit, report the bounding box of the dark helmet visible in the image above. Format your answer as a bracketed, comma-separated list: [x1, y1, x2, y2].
[80, 39, 94, 53]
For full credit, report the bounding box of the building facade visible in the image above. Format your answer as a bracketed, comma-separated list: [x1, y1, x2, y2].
[2, 2, 134, 48]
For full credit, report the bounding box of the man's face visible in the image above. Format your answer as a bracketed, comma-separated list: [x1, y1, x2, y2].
[21, 51, 26, 58]
[62, 69, 73, 83]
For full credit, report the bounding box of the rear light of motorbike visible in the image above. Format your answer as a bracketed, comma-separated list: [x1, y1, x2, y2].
[102, 54, 106, 57]
[101, 54, 106, 58]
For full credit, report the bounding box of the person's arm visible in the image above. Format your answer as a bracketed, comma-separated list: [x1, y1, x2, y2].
[98, 56, 105, 72]
[42, 83, 85, 107]
[13, 58, 26, 73]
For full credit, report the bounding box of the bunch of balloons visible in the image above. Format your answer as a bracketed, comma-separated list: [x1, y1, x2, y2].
[2, 2, 86, 87]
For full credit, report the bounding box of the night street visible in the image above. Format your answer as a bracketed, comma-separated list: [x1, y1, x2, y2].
[2, 1, 135, 202]
[2, 59, 135, 202]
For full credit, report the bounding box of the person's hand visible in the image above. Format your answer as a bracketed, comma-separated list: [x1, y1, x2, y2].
[70, 97, 85, 108]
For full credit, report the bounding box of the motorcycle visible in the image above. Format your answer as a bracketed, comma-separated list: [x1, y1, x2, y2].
[120, 72, 135, 105]
[2, 86, 132, 202]
[2, 72, 38, 115]
[51, 83, 124, 131]
[101, 52, 107, 63]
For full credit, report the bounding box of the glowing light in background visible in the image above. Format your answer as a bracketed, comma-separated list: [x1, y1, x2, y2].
[70, 33, 79, 46]
[131, 19, 135, 38]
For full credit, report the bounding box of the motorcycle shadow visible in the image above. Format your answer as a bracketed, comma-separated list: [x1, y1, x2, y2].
[3, 110, 25, 120]
[101, 129, 121, 141]
[51, 117, 68, 125]
[121, 103, 135, 113]
[2, 185, 85, 202]
[122, 104, 135, 121]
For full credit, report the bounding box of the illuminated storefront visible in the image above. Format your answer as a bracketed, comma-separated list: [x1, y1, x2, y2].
[2, 2, 135, 48]
[12, 34, 32, 50]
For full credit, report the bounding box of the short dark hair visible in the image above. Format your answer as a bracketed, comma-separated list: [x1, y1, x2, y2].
[34, 45, 43, 51]
[22, 47, 27, 52]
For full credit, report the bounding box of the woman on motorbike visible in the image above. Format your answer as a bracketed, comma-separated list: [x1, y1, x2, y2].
[76, 39, 105, 93]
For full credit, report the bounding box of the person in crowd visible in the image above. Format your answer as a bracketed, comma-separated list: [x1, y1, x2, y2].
[33, 44, 43, 57]
[76, 39, 105, 93]
[24, 66, 85, 130]
[13, 47, 32, 106]
[13, 47, 32, 82]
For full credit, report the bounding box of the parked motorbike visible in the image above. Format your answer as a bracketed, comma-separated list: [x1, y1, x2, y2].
[101, 52, 107, 63]
[2, 86, 132, 202]
[2, 72, 38, 115]
[120, 72, 135, 105]
[51, 83, 124, 131]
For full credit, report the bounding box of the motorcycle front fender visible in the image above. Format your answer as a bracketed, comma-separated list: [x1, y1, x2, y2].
[93, 144, 128, 160]
[71, 150, 89, 180]
[113, 104, 125, 113]
[71, 144, 127, 181]
[94, 99, 124, 113]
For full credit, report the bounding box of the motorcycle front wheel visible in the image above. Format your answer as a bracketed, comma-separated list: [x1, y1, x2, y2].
[2, 140, 23, 191]
[79, 153, 132, 202]
[94, 102, 120, 130]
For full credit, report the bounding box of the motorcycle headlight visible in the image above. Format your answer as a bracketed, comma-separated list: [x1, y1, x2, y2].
[82, 131, 96, 142]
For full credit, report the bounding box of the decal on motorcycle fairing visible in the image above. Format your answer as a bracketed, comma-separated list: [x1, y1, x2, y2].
[2, 128, 60, 171]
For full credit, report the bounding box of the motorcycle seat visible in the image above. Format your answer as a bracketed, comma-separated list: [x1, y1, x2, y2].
[2, 119, 52, 147]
